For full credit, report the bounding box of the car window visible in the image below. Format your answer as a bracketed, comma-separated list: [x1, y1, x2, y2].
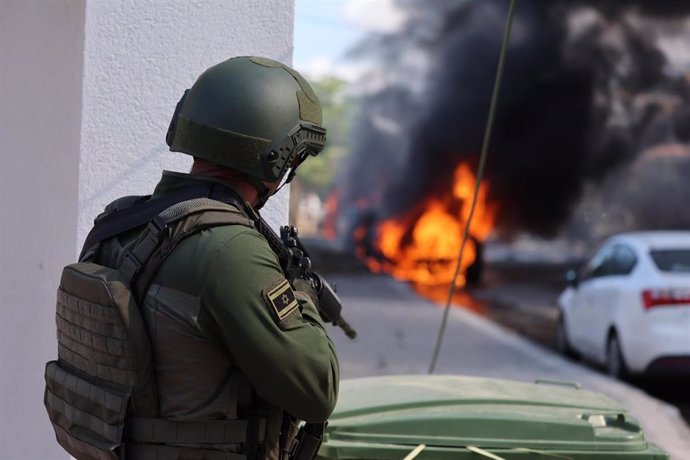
[581, 246, 614, 280]
[650, 249, 690, 273]
[609, 244, 637, 275]
[581, 244, 636, 279]
[591, 254, 612, 278]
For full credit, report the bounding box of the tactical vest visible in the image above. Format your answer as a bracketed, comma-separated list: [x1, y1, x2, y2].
[44, 196, 274, 460]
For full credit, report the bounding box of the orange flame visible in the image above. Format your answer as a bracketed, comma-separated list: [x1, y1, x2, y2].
[322, 189, 340, 240]
[364, 163, 496, 289]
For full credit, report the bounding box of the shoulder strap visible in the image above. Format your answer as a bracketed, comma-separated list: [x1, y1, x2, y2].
[80, 181, 259, 257]
[80, 184, 218, 261]
[124, 197, 254, 305]
[80, 182, 257, 303]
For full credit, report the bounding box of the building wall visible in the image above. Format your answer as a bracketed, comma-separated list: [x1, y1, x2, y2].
[0, 1, 86, 458]
[0, 1, 294, 458]
[78, 0, 295, 244]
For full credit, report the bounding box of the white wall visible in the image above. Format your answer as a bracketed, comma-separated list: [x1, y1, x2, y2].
[0, 1, 294, 458]
[78, 0, 295, 244]
[0, 1, 86, 458]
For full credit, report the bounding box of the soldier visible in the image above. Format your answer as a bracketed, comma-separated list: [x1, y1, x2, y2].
[48, 56, 339, 460]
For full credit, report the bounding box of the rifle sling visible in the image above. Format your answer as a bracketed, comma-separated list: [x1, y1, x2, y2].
[80, 183, 248, 259]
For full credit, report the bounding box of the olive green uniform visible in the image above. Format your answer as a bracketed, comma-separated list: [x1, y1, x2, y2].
[45, 56, 335, 460]
[97, 171, 339, 459]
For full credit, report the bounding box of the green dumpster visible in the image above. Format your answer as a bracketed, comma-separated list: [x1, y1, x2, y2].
[318, 375, 668, 459]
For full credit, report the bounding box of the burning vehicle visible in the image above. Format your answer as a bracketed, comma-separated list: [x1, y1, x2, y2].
[351, 163, 494, 298]
[322, 0, 690, 305]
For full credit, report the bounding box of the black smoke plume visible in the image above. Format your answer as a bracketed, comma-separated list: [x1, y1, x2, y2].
[339, 0, 690, 241]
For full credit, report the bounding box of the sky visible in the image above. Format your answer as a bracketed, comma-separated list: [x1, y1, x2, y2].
[293, 0, 406, 80]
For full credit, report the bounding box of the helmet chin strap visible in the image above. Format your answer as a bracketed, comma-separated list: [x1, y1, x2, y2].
[270, 151, 307, 196]
[247, 176, 272, 210]
[251, 154, 306, 210]
[271, 168, 296, 197]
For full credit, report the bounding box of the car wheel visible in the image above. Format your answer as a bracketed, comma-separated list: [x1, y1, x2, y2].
[555, 313, 579, 359]
[606, 333, 628, 379]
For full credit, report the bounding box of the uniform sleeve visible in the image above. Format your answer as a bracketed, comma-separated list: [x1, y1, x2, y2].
[198, 229, 339, 422]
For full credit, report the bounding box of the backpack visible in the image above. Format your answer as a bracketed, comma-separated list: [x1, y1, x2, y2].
[44, 195, 263, 460]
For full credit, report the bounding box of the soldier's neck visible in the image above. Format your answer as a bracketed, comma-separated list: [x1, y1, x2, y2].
[190, 159, 260, 206]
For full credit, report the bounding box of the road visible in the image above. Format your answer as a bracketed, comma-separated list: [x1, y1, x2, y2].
[324, 272, 690, 459]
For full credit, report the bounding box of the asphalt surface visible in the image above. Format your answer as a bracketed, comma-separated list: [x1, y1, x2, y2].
[323, 271, 690, 460]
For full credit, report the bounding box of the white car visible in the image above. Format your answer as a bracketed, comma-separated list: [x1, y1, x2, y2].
[556, 231, 690, 378]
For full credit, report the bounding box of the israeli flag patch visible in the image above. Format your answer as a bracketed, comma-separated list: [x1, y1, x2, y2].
[264, 279, 299, 321]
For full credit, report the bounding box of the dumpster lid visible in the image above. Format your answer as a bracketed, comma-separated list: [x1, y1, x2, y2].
[325, 375, 651, 453]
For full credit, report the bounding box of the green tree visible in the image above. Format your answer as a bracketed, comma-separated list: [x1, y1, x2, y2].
[297, 76, 356, 197]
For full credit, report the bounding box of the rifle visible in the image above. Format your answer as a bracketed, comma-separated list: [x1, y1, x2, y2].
[255, 217, 357, 340]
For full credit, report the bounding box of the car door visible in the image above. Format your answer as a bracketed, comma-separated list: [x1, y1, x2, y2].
[586, 244, 638, 363]
[569, 247, 614, 356]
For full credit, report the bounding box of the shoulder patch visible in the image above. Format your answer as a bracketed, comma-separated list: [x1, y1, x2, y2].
[263, 279, 299, 325]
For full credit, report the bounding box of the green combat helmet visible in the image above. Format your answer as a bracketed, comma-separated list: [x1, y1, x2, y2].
[166, 56, 327, 199]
